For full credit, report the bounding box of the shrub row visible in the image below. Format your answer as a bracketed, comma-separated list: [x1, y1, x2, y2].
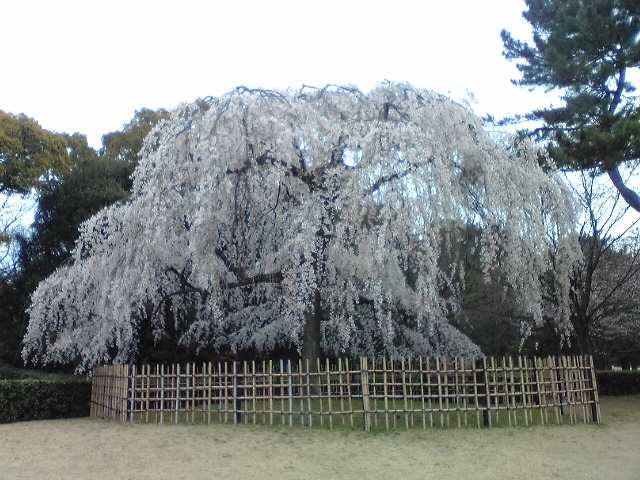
[596, 370, 640, 396]
[0, 379, 91, 423]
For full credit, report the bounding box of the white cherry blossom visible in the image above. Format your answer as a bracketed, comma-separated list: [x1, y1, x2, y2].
[22, 83, 579, 371]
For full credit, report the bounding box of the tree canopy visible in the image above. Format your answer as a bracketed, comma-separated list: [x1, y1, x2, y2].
[0, 111, 70, 195]
[501, 0, 640, 212]
[22, 83, 579, 371]
[101, 108, 170, 164]
[0, 111, 72, 288]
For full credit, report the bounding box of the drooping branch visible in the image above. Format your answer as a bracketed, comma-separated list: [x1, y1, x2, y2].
[165, 266, 208, 296]
[226, 151, 327, 193]
[214, 247, 245, 279]
[214, 247, 283, 289]
[364, 166, 415, 196]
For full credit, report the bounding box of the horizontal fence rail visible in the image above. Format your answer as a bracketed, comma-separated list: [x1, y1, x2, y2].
[90, 356, 601, 430]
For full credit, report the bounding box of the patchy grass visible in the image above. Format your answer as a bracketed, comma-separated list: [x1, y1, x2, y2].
[1, 396, 638, 479]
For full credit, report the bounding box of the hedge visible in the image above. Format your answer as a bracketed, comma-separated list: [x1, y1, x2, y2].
[596, 370, 640, 396]
[0, 379, 92, 423]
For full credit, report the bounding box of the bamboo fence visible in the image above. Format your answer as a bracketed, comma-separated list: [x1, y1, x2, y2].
[90, 355, 601, 430]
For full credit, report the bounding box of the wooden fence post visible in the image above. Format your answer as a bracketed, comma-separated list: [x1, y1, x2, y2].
[475, 357, 490, 427]
[123, 364, 131, 422]
[89, 366, 97, 418]
[588, 355, 601, 423]
[361, 357, 371, 431]
[233, 362, 240, 424]
[287, 359, 294, 427]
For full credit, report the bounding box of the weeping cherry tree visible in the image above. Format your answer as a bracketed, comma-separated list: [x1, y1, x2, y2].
[23, 83, 579, 371]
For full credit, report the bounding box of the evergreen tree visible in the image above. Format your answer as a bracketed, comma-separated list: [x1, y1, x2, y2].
[0, 111, 70, 195]
[501, 0, 640, 212]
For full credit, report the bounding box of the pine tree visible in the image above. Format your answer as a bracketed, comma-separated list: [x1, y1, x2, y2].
[502, 0, 640, 211]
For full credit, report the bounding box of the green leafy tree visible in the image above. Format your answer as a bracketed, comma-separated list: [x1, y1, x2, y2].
[0, 111, 70, 195]
[0, 111, 71, 249]
[101, 108, 170, 164]
[0, 111, 71, 324]
[18, 155, 134, 279]
[501, 0, 640, 212]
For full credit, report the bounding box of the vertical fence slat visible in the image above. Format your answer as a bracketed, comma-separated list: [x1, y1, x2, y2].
[361, 357, 371, 431]
[588, 355, 601, 423]
[345, 358, 354, 428]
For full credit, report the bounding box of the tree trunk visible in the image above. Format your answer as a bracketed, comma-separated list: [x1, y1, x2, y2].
[302, 289, 322, 396]
[571, 311, 600, 365]
[302, 289, 322, 369]
[303, 203, 331, 368]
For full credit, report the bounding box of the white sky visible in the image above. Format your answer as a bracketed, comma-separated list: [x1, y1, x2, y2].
[1, 0, 552, 149]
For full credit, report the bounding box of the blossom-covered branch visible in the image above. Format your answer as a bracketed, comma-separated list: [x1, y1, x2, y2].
[22, 83, 579, 372]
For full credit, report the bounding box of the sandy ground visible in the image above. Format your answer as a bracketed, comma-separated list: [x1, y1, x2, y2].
[1, 396, 639, 480]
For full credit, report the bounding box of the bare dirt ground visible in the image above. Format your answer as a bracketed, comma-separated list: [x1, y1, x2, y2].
[1, 395, 638, 480]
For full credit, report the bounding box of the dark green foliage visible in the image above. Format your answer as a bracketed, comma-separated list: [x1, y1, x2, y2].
[0, 378, 91, 423]
[502, 0, 640, 211]
[597, 370, 640, 395]
[19, 154, 134, 272]
[101, 108, 170, 164]
[443, 224, 540, 357]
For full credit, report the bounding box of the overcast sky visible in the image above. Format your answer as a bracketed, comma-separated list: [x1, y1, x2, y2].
[1, 0, 554, 148]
